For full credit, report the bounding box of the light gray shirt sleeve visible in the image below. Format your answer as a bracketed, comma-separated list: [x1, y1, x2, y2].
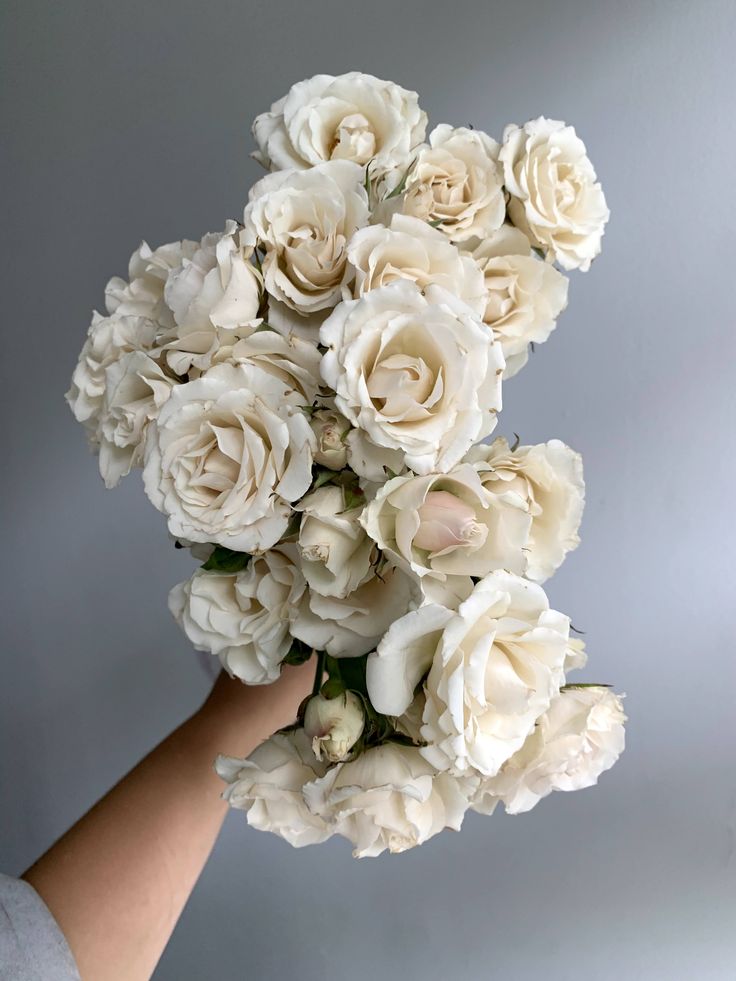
[0, 873, 80, 980]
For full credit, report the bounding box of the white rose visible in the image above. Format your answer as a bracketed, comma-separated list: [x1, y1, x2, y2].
[97, 351, 173, 488]
[212, 328, 322, 405]
[310, 407, 350, 470]
[168, 547, 304, 684]
[467, 437, 585, 582]
[252, 71, 427, 173]
[296, 486, 375, 599]
[360, 463, 532, 593]
[303, 743, 470, 857]
[162, 223, 262, 375]
[290, 563, 420, 659]
[216, 730, 331, 847]
[143, 363, 314, 552]
[565, 636, 588, 673]
[367, 573, 571, 775]
[320, 281, 505, 475]
[344, 429, 407, 484]
[398, 125, 505, 242]
[347, 214, 486, 316]
[421, 572, 571, 776]
[66, 312, 159, 440]
[472, 226, 569, 378]
[243, 161, 368, 319]
[367, 604, 453, 717]
[303, 691, 365, 762]
[105, 238, 197, 329]
[394, 692, 427, 745]
[499, 117, 609, 271]
[472, 687, 626, 815]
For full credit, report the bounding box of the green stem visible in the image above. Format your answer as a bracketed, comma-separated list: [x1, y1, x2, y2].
[312, 650, 326, 697]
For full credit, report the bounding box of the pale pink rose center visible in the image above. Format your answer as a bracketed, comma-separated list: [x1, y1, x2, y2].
[413, 490, 486, 553]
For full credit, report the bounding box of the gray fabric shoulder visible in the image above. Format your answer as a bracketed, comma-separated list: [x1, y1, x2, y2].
[0, 873, 80, 981]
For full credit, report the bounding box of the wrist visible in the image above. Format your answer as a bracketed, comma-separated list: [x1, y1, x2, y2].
[193, 662, 315, 759]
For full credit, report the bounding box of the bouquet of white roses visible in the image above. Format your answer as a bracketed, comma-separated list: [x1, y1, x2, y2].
[67, 71, 625, 858]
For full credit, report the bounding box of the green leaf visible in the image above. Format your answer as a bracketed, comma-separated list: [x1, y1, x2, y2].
[283, 639, 314, 667]
[201, 546, 251, 573]
[342, 485, 365, 511]
[312, 467, 337, 491]
[427, 218, 444, 228]
[510, 432, 521, 452]
[561, 683, 612, 690]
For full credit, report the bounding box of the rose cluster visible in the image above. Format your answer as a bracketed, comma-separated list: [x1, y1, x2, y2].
[67, 72, 623, 858]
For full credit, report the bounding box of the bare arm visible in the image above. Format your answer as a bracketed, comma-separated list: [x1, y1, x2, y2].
[23, 662, 314, 981]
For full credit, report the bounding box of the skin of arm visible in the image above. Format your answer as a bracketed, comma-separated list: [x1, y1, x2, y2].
[23, 661, 314, 981]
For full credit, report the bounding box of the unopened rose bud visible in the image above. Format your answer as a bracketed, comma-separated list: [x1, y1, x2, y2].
[303, 691, 365, 762]
[413, 490, 488, 553]
[311, 409, 350, 470]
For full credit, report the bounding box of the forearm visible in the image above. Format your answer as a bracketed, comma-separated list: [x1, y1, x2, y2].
[23, 663, 313, 981]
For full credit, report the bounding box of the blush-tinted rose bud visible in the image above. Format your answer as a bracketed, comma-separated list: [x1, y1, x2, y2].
[413, 491, 488, 554]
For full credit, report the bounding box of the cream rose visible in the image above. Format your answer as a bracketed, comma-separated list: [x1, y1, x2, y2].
[360, 463, 532, 592]
[162, 224, 262, 375]
[472, 225, 569, 378]
[367, 573, 571, 774]
[290, 563, 420, 659]
[216, 730, 331, 848]
[252, 71, 427, 173]
[168, 547, 303, 684]
[398, 125, 505, 242]
[212, 328, 322, 406]
[296, 486, 375, 599]
[97, 351, 173, 488]
[142, 363, 314, 552]
[66, 312, 159, 441]
[243, 160, 368, 319]
[367, 604, 453, 717]
[420, 572, 571, 776]
[344, 429, 407, 484]
[320, 281, 505, 475]
[105, 238, 197, 329]
[499, 117, 609, 271]
[347, 214, 485, 316]
[472, 686, 626, 815]
[303, 743, 470, 857]
[467, 437, 585, 582]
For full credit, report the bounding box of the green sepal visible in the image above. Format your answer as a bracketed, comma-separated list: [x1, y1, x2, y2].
[320, 677, 345, 700]
[385, 157, 416, 199]
[561, 683, 612, 690]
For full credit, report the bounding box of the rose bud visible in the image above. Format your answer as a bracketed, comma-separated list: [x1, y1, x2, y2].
[304, 691, 365, 762]
[311, 408, 350, 470]
[413, 490, 488, 554]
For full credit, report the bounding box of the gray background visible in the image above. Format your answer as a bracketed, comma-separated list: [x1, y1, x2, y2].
[2, 1, 735, 978]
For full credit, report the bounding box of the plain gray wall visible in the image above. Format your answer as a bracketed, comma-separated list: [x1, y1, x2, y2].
[2, 1, 735, 978]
